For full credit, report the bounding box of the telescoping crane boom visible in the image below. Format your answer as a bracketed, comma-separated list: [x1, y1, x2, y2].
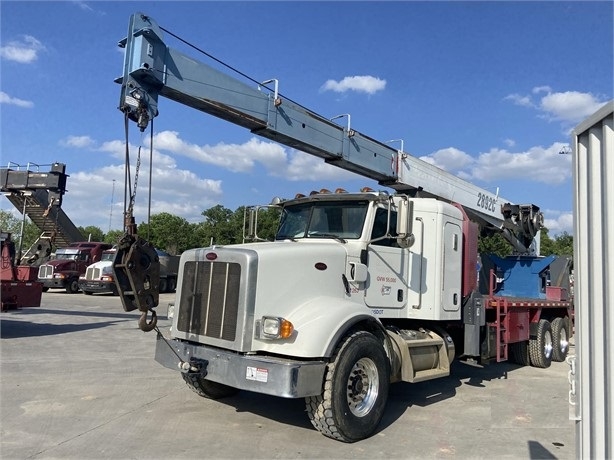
[117, 12, 542, 254]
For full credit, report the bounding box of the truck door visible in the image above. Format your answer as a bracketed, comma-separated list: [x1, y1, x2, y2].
[365, 208, 408, 309]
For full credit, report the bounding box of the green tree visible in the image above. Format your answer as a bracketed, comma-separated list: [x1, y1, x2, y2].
[79, 225, 104, 242]
[246, 206, 281, 241]
[199, 205, 238, 245]
[0, 209, 39, 255]
[104, 229, 124, 245]
[138, 212, 193, 255]
[553, 231, 573, 256]
[478, 231, 512, 258]
[539, 227, 555, 256]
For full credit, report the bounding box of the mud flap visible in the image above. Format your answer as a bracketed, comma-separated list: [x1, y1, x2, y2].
[112, 234, 160, 313]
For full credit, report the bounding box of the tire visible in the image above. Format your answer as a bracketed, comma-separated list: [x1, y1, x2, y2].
[83, 290, 93, 296]
[529, 319, 553, 368]
[551, 317, 570, 362]
[182, 373, 239, 399]
[305, 330, 390, 442]
[159, 278, 168, 293]
[509, 340, 530, 366]
[167, 277, 176, 292]
[66, 279, 80, 294]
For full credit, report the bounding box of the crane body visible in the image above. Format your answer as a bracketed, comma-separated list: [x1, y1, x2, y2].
[114, 12, 573, 442]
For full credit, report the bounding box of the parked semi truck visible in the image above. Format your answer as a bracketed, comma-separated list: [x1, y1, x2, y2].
[38, 242, 113, 293]
[79, 247, 179, 295]
[113, 13, 574, 442]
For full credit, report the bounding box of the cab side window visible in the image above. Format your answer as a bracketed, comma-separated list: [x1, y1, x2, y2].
[370, 208, 399, 247]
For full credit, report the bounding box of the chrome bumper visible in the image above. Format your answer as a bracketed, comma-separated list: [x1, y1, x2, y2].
[154, 333, 327, 398]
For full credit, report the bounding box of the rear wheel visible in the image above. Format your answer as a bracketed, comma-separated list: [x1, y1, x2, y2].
[509, 340, 530, 366]
[305, 330, 389, 442]
[159, 278, 168, 293]
[182, 373, 239, 399]
[529, 319, 553, 368]
[551, 317, 570, 362]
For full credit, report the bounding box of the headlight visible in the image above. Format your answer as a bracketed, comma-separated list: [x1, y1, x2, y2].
[261, 316, 294, 339]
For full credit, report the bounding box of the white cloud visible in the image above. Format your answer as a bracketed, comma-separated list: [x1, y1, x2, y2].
[505, 87, 609, 125]
[504, 93, 534, 107]
[0, 35, 45, 63]
[150, 130, 361, 181]
[532, 86, 552, 94]
[284, 153, 360, 181]
[0, 91, 34, 108]
[151, 131, 287, 173]
[73, 1, 93, 11]
[419, 147, 474, 172]
[420, 142, 572, 185]
[60, 135, 95, 148]
[503, 138, 516, 148]
[539, 91, 606, 123]
[543, 210, 573, 235]
[63, 160, 223, 230]
[320, 75, 386, 95]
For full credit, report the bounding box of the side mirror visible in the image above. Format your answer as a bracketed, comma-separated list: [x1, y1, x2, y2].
[348, 262, 368, 283]
[396, 198, 415, 248]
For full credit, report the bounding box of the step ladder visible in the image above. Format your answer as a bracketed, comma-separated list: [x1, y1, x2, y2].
[495, 298, 509, 362]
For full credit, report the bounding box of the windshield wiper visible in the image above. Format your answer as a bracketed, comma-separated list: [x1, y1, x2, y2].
[308, 233, 346, 243]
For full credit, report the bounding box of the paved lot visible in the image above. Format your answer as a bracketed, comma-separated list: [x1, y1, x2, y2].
[1, 291, 575, 459]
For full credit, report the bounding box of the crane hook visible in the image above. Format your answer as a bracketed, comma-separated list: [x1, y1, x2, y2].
[138, 309, 157, 332]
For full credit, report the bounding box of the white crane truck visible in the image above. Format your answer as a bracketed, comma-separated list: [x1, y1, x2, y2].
[113, 13, 573, 442]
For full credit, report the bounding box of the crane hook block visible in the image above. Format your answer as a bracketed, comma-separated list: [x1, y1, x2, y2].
[112, 234, 160, 313]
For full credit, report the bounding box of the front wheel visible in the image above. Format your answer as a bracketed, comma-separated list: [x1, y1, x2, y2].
[305, 330, 389, 442]
[181, 373, 239, 399]
[66, 279, 80, 294]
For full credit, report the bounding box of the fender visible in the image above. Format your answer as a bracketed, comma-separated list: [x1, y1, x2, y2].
[254, 295, 387, 358]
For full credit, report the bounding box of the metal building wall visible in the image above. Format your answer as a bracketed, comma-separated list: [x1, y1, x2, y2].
[572, 100, 613, 459]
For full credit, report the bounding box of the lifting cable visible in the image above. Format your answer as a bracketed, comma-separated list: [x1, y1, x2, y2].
[121, 112, 158, 332]
[159, 25, 308, 111]
[122, 114, 155, 234]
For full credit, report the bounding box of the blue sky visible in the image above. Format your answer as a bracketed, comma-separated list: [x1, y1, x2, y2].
[1, 1, 612, 235]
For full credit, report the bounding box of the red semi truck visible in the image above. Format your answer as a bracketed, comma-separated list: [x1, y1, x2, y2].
[37, 242, 113, 293]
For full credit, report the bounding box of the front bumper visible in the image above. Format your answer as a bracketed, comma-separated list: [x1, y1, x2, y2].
[78, 280, 114, 293]
[154, 333, 327, 398]
[38, 278, 66, 289]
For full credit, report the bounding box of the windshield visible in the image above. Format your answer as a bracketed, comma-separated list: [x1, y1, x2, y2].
[101, 252, 115, 262]
[276, 201, 369, 240]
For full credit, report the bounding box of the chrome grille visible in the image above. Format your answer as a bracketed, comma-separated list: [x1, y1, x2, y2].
[38, 265, 53, 278]
[85, 267, 100, 280]
[177, 261, 241, 341]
